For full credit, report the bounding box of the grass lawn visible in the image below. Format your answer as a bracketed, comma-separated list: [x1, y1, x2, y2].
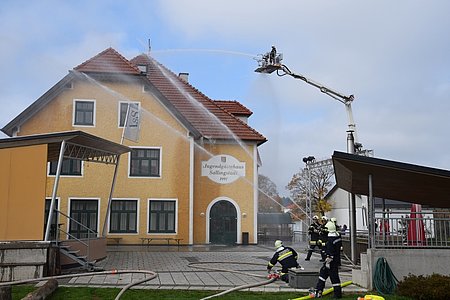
[12, 285, 413, 300]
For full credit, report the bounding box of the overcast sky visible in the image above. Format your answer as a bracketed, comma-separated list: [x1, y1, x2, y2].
[1, 1, 449, 196]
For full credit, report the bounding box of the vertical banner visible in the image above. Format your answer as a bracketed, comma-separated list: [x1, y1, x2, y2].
[123, 103, 140, 142]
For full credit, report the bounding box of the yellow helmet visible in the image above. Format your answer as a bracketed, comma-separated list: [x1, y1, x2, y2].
[274, 240, 283, 248]
[325, 220, 337, 233]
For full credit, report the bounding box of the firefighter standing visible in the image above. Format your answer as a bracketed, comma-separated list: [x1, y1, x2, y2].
[305, 215, 321, 261]
[314, 219, 343, 298]
[318, 216, 329, 262]
[267, 240, 299, 283]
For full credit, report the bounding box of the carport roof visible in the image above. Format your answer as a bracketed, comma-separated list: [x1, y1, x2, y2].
[332, 151, 450, 208]
[0, 131, 130, 163]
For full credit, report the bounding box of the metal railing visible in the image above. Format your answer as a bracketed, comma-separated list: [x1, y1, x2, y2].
[54, 210, 98, 263]
[372, 210, 450, 248]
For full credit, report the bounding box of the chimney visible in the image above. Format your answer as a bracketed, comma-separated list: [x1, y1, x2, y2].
[178, 72, 189, 82]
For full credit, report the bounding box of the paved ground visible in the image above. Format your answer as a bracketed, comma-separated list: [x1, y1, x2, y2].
[60, 242, 367, 295]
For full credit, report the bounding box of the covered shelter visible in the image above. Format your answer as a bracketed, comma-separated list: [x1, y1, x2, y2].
[257, 213, 294, 243]
[0, 131, 130, 241]
[0, 131, 129, 280]
[332, 151, 450, 209]
[332, 151, 450, 288]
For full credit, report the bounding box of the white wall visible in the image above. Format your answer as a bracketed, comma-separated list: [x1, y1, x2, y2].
[328, 188, 368, 231]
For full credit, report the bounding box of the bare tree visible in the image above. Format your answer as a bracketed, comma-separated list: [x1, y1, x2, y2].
[258, 174, 282, 213]
[286, 162, 335, 217]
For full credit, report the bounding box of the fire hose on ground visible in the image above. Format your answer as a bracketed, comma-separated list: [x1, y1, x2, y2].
[188, 261, 278, 300]
[0, 269, 157, 300]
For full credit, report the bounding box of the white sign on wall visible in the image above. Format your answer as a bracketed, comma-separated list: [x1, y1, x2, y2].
[201, 155, 246, 184]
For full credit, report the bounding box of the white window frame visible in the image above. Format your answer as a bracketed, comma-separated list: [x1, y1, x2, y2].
[47, 159, 84, 177]
[107, 198, 140, 235]
[128, 146, 162, 178]
[118, 101, 140, 128]
[72, 99, 96, 127]
[67, 197, 100, 239]
[146, 198, 178, 235]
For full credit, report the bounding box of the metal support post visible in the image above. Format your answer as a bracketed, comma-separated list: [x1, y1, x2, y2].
[45, 140, 66, 241]
[347, 131, 358, 264]
[102, 156, 121, 237]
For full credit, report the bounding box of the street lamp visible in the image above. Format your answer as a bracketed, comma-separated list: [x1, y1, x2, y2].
[302, 156, 315, 226]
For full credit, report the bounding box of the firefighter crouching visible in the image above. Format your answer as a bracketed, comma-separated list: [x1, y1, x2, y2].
[314, 219, 343, 298]
[305, 215, 321, 261]
[267, 240, 299, 283]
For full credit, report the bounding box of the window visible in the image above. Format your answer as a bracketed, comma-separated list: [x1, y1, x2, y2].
[109, 200, 138, 233]
[69, 199, 98, 239]
[130, 148, 160, 177]
[137, 65, 147, 73]
[119, 102, 140, 127]
[148, 200, 176, 233]
[49, 159, 82, 176]
[74, 100, 95, 126]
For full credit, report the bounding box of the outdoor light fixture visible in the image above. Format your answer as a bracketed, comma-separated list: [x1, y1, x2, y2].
[302, 156, 316, 164]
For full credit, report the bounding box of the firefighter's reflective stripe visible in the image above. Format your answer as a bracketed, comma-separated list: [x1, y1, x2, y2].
[268, 262, 274, 267]
[278, 251, 293, 261]
[309, 240, 317, 246]
[333, 238, 342, 244]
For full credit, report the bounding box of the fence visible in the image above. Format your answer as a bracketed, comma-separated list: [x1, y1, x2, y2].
[372, 210, 450, 248]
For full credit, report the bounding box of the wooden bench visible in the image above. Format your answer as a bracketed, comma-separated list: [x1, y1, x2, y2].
[107, 237, 123, 245]
[140, 237, 183, 247]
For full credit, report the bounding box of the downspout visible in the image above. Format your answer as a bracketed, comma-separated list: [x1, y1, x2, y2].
[253, 145, 258, 244]
[189, 136, 194, 245]
[45, 140, 66, 241]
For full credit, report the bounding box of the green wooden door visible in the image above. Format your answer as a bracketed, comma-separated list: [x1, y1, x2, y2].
[210, 200, 237, 245]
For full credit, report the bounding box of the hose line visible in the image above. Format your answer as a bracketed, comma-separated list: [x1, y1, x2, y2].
[188, 261, 278, 300]
[373, 257, 398, 295]
[0, 269, 157, 300]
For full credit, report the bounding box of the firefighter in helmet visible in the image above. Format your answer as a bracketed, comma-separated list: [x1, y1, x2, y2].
[267, 240, 299, 283]
[313, 218, 343, 298]
[317, 216, 329, 261]
[305, 215, 321, 261]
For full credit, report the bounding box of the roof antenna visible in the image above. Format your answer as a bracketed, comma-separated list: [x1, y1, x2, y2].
[148, 39, 151, 55]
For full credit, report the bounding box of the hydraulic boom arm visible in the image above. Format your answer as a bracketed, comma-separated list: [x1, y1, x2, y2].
[255, 48, 359, 145]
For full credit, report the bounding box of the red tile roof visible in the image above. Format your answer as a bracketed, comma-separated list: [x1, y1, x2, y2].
[130, 53, 266, 144]
[214, 100, 253, 117]
[74, 47, 141, 75]
[2, 47, 266, 145]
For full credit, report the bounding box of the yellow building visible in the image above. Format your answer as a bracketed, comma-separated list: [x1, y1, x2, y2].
[1, 48, 267, 245]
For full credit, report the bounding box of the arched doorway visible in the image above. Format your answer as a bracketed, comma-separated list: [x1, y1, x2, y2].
[209, 200, 237, 245]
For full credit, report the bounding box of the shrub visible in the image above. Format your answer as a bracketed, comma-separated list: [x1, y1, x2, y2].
[396, 273, 450, 300]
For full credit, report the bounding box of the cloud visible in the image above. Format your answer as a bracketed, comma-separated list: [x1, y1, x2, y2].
[1, 0, 449, 196]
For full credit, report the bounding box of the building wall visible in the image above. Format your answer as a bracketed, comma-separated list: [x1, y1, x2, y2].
[0, 145, 47, 240]
[14, 77, 257, 245]
[193, 143, 257, 244]
[353, 249, 450, 289]
[329, 188, 369, 231]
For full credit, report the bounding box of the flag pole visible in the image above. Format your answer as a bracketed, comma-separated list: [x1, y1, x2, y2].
[120, 102, 131, 145]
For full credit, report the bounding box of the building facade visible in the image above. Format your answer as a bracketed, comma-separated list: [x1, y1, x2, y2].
[2, 48, 267, 245]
